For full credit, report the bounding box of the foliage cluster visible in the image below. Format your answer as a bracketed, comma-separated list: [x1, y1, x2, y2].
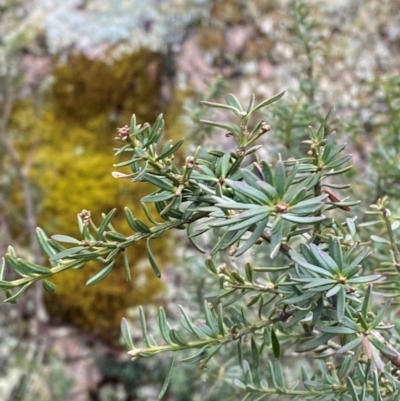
[4, 49, 190, 342]
[2, 83, 400, 400]
[2, 0, 400, 400]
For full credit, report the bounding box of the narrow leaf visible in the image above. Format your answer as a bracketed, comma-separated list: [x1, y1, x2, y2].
[271, 327, 281, 358]
[43, 279, 57, 293]
[157, 353, 178, 400]
[156, 139, 184, 161]
[98, 208, 117, 240]
[51, 235, 81, 244]
[249, 91, 285, 115]
[123, 250, 131, 281]
[146, 238, 161, 278]
[336, 286, 346, 322]
[86, 261, 115, 286]
[121, 318, 134, 349]
[337, 336, 363, 354]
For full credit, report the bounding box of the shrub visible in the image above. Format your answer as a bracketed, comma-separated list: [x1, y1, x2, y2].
[2, 89, 400, 401]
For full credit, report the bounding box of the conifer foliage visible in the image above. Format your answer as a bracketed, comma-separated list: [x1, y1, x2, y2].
[2, 89, 400, 400]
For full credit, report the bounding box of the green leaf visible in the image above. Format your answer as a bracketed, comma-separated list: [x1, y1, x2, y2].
[225, 93, 243, 111]
[337, 336, 363, 354]
[370, 235, 390, 244]
[269, 360, 285, 390]
[156, 138, 184, 161]
[18, 259, 52, 275]
[290, 250, 335, 278]
[282, 214, 326, 224]
[256, 180, 278, 200]
[157, 353, 178, 400]
[124, 207, 137, 232]
[217, 153, 231, 178]
[121, 318, 134, 349]
[148, 114, 164, 142]
[139, 306, 156, 348]
[4, 282, 33, 303]
[217, 304, 225, 336]
[285, 187, 307, 207]
[336, 286, 346, 322]
[324, 142, 347, 165]
[251, 336, 260, 368]
[141, 192, 174, 203]
[143, 173, 174, 192]
[329, 236, 343, 270]
[326, 284, 341, 298]
[317, 108, 333, 142]
[361, 285, 371, 319]
[284, 162, 298, 191]
[225, 179, 270, 204]
[260, 160, 274, 185]
[343, 247, 371, 276]
[146, 239, 162, 278]
[201, 100, 242, 116]
[245, 262, 253, 282]
[204, 258, 218, 275]
[6, 254, 35, 277]
[130, 217, 152, 233]
[42, 279, 57, 293]
[270, 215, 283, 258]
[248, 91, 285, 115]
[246, 93, 255, 114]
[274, 160, 286, 198]
[372, 370, 383, 401]
[86, 261, 115, 286]
[317, 325, 356, 334]
[271, 328, 281, 358]
[179, 306, 206, 339]
[98, 208, 117, 240]
[36, 227, 58, 261]
[49, 246, 86, 261]
[130, 161, 149, 181]
[203, 300, 217, 333]
[234, 379, 247, 390]
[310, 244, 339, 273]
[321, 131, 337, 163]
[227, 212, 269, 232]
[369, 336, 398, 358]
[0, 258, 4, 281]
[347, 274, 381, 284]
[199, 120, 241, 135]
[325, 165, 353, 176]
[369, 298, 392, 329]
[195, 320, 218, 338]
[51, 234, 81, 244]
[181, 346, 208, 364]
[299, 333, 336, 352]
[235, 218, 269, 256]
[324, 154, 352, 170]
[302, 278, 335, 289]
[158, 307, 173, 345]
[105, 231, 127, 242]
[284, 309, 310, 329]
[283, 172, 320, 202]
[286, 194, 326, 214]
[169, 329, 188, 346]
[240, 167, 262, 187]
[123, 250, 131, 281]
[347, 377, 360, 401]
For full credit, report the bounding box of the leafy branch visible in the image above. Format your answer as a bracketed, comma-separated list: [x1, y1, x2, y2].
[2, 90, 400, 400]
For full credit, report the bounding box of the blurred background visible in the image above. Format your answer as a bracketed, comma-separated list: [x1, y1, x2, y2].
[1, 0, 399, 400]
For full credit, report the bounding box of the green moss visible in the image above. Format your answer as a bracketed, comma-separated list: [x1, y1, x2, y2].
[9, 49, 189, 343]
